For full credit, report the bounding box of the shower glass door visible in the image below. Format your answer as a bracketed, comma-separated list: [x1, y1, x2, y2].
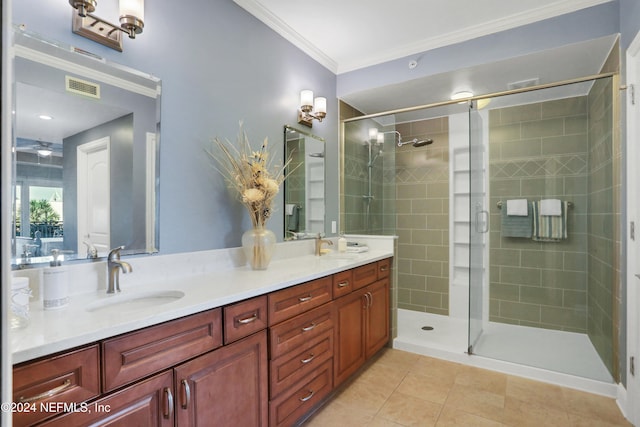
[468, 100, 486, 353]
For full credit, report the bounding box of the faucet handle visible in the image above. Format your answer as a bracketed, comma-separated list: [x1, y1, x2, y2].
[108, 246, 125, 261]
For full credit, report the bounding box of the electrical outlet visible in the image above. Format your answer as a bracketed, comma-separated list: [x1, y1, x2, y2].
[331, 221, 337, 234]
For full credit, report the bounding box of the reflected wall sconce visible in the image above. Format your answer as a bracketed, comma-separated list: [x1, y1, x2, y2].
[298, 90, 326, 127]
[69, 0, 144, 52]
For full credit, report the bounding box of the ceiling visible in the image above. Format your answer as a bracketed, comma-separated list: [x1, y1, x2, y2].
[234, 0, 614, 74]
[235, 0, 617, 116]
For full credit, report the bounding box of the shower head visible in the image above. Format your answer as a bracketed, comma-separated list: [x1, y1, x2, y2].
[397, 138, 433, 148]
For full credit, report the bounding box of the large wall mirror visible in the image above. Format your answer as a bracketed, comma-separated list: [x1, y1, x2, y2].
[11, 28, 161, 268]
[283, 125, 325, 240]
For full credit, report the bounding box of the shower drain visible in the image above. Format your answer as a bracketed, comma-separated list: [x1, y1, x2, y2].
[421, 326, 434, 331]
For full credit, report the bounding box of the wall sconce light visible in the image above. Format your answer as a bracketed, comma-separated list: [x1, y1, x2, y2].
[69, 0, 144, 52]
[298, 90, 326, 127]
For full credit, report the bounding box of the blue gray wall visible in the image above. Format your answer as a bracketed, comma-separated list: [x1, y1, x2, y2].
[12, 0, 338, 254]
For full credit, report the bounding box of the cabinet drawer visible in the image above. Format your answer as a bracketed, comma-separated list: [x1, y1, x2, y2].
[352, 262, 378, 290]
[269, 303, 333, 359]
[270, 329, 333, 399]
[377, 258, 391, 280]
[332, 270, 353, 298]
[269, 359, 333, 427]
[39, 370, 174, 427]
[224, 295, 268, 344]
[12, 345, 100, 426]
[268, 276, 332, 326]
[102, 308, 222, 392]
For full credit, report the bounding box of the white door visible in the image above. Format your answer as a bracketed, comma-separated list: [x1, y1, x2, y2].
[77, 137, 110, 256]
[626, 30, 640, 427]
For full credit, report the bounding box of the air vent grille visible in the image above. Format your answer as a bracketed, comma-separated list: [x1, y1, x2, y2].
[66, 76, 100, 99]
[507, 78, 540, 91]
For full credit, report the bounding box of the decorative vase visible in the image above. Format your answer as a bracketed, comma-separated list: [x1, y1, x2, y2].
[242, 226, 276, 270]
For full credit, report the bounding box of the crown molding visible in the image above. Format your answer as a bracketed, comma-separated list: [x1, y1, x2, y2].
[233, 0, 338, 73]
[235, 0, 613, 75]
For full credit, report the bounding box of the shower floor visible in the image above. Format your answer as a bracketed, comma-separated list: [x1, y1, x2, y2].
[394, 309, 615, 394]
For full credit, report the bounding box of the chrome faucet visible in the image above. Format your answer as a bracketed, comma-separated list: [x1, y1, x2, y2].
[315, 234, 333, 256]
[107, 246, 132, 293]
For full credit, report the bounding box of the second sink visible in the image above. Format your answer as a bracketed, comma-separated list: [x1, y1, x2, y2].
[86, 290, 185, 314]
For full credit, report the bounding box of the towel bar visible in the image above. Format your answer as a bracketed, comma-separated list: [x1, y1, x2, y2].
[497, 201, 573, 209]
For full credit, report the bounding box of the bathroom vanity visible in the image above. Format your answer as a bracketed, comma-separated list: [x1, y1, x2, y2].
[10, 244, 393, 427]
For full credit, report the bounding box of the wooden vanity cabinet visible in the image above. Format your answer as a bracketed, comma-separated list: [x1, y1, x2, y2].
[175, 330, 268, 426]
[334, 260, 391, 387]
[12, 345, 100, 426]
[39, 370, 174, 427]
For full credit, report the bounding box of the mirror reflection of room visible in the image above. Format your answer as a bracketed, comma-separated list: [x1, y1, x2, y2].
[283, 125, 325, 240]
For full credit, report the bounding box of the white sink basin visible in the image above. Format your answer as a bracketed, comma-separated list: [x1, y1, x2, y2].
[86, 290, 185, 314]
[318, 252, 362, 261]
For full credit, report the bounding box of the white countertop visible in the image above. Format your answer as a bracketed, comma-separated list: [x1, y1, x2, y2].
[10, 245, 393, 364]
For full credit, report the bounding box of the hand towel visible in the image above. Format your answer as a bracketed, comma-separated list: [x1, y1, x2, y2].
[506, 199, 528, 216]
[540, 199, 562, 216]
[501, 201, 532, 238]
[285, 203, 296, 215]
[532, 200, 568, 241]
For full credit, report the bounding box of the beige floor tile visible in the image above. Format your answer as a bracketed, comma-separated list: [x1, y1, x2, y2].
[303, 399, 374, 427]
[377, 391, 442, 427]
[567, 412, 634, 427]
[375, 348, 422, 372]
[502, 396, 570, 427]
[409, 355, 463, 384]
[562, 388, 632, 426]
[332, 376, 396, 416]
[358, 358, 410, 391]
[454, 365, 508, 395]
[435, 406, 505, 427]
[395, 372, 453, 405]
[444, 383, 505, 423]
[505, 375, 567, 413]
[368, 417, 406, 426]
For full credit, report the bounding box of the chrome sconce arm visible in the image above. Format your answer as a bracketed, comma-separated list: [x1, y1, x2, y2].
[69, 0, 144, 52]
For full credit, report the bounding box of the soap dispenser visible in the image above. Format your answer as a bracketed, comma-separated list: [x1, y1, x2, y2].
[338, 234, 347, 253]
[42, 249, 69, 310]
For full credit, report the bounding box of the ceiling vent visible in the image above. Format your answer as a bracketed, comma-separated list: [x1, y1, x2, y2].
[66, 76, 100, 99]
[507, 78, 540, 91]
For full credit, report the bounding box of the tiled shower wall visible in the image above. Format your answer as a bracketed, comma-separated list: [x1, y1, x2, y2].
[587, 76, 616, 376]
[488, 97, 591, 332]
[395, 118, 450, 315]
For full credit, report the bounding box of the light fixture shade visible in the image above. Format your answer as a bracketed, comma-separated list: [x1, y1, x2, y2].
[313, 97, 327, 114]
[368, 128, 379, 141]
[300, 90, 314, 109]
[120, 0, 144, 21]
[37, 148, 52, 157]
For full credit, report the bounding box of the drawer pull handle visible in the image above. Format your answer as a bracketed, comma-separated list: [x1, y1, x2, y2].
[237, 313, 258, 324]
[337, 281, 350, 288]
[380, 266, 388, 272]
[163, 387, 174, 419]
[298, 295, 313, 302]
[301, 323, 316, 332]
[180, 379, 191, 409]
[300, 354, 315, 364]
[19, 379, 72, 403]
[299, 390, 315, 402]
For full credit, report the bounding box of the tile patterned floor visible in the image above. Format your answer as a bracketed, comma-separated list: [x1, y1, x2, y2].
[302, 348, 632, 427]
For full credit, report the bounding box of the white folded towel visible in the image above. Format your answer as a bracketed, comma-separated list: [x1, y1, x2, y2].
[285, 204, 296, 215]
[540, 199, 562, 216]
[506, 199, 528, 216]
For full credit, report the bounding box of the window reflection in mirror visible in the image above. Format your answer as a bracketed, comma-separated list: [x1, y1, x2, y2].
[283, 125, 325, 240]
[11, 28, 161, 268]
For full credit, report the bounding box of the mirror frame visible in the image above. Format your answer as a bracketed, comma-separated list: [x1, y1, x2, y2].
[283, 125, 326, 240]
[11, 28, 161, 269]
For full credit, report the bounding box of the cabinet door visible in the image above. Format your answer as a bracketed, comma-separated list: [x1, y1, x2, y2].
[39, 371, 174, 427]
[174, 330, 268, 426]
[333, 291, 366, 387]
[365, 278, 390, 359]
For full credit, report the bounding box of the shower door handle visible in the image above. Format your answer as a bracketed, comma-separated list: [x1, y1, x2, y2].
[475, 210, 489, 233]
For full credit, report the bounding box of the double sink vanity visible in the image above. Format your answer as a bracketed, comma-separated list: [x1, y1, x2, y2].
[11, 237, 394, 426]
